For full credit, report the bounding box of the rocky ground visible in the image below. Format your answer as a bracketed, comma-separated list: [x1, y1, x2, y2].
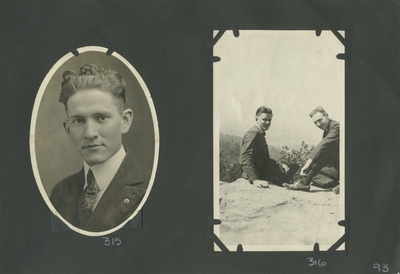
[217, 178, 344, 251]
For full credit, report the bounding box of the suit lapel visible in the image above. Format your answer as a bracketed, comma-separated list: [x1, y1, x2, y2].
[253, 125, 269, 156]
[85, 151, 150, 232]
[323, 119, 332, 138]
[65, 169, 85, 227]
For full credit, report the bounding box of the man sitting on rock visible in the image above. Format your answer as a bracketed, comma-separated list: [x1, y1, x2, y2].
[283, 106, 340, 192]
[239, 106, 298, 188]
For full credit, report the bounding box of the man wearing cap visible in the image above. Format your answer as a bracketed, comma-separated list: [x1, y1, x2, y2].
[283, 106, 340, 191]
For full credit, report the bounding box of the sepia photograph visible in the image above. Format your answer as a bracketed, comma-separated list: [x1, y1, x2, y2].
[213, 30, 345, 251]
[30, 46, 159, 236]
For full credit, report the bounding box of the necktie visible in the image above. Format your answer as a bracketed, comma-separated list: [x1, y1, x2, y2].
[78, 169, 99, 228]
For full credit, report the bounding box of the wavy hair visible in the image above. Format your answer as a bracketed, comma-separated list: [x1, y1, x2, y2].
[59, 64, 126, 111]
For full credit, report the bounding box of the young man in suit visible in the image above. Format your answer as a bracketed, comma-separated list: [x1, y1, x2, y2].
[239, 106, 297, 188]
[50, 64, 151, 232]
[283, 106, 340, 191]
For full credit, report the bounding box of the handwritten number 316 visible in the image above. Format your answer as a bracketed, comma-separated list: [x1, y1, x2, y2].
[308, 258, 326, 267]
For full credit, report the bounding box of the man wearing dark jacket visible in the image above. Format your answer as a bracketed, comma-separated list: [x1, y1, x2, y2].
[50, 64, 151, 232]
[283, 106, 340, 191]
[239, 106, 297, 188]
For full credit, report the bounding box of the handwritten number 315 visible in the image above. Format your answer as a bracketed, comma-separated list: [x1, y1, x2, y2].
[103, 237, 121, 246]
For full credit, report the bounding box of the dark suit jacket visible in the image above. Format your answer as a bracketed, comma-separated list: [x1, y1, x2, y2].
[309, 119, 340, 169]
[50, 150, 151, 232]
[239, 125, 279, 182]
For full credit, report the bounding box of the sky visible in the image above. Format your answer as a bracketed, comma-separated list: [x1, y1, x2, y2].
[214, 30, 344, 149]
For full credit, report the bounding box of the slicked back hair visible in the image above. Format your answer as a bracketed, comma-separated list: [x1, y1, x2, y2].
[255, 106, 273, 120]
[59, 64, 126, 112]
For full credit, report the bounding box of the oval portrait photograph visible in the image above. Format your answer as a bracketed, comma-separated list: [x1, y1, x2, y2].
[30, 46, 159, 236]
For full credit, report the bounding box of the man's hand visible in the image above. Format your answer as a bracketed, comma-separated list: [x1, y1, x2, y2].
[278, 163, 290, 174]
[300, 158, 313, 176]
[253, 180, 270, 188]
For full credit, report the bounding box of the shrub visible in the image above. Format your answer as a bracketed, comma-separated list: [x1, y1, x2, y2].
[278, 141, 314, 166]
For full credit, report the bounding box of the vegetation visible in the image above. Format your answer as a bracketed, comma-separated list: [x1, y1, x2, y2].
[219, 134, 242, 182]
[278, 141, 314, 166]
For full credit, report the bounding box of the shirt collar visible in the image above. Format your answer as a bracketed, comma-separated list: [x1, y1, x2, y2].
[83, 146, 126, 191]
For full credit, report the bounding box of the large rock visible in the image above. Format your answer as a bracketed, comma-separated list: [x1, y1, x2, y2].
[217, 178, 344, 251]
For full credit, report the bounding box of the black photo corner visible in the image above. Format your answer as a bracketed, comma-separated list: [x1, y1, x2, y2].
[1, 1, 399, 273]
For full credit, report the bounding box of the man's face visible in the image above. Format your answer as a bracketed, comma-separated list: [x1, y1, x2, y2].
[256, 113, 273, 132]
[311, 112, 330, 131]
[64, 89, 133, 166]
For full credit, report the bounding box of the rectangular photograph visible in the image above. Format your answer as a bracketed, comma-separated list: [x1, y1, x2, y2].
[213, 30, 345, 251]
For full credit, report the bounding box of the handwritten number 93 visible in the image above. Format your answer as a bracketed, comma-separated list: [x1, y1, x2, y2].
[373, 263, 389, 273]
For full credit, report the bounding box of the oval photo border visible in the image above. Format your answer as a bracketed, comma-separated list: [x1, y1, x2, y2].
[30, 46, 159, 236]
